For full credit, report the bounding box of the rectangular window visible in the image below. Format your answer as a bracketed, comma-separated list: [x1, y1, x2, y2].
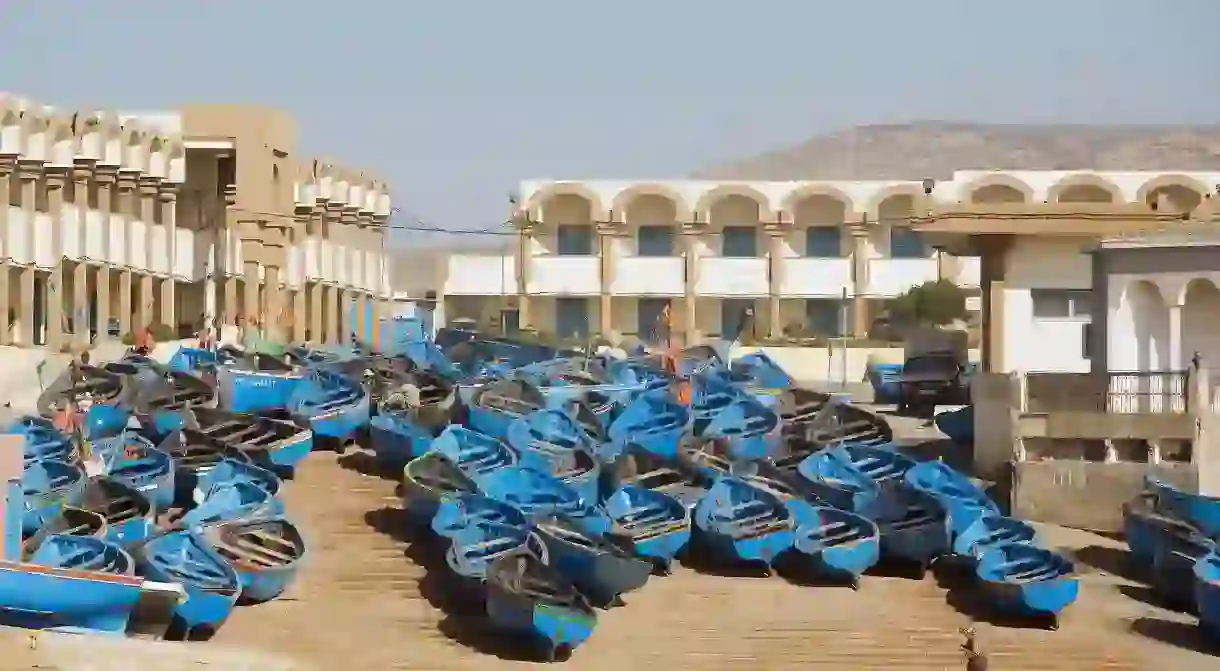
[637, 226, 674, 257]
[1031, 288, 1092, 320]
[805, 298, 843, 336]
[555, 298, 589, 338]
[805, 227, 841, 257]
[722, 226, 758, 257]
[721, 299, 755, 340]
[890, 227, 927, 258]
[556, 225, 593, 256]
[1082, 322, 1094, 360]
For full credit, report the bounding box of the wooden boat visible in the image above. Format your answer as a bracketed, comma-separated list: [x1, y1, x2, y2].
[203, 517, 305, 604]
[22, 507, 109, 557]
[477, 467, 610, 534]
[975, 543, 1079, 630]
[288, 369, 371, 442]
[692, 477, 796, 572]
[607, 391, 691, 459]
[934, 405, 974, 443]
[431, 425, 520, 481]
[132, 529, 241, 640]
[401, 452, 480, 524]
[445, 522, 542, 583]
[368, 371, 456, 466]
[1194, 550, 1220, 638]
[771, 388, 831, 439]
[728, 351, 793, 391]
[791, 506, 881, 589]
[432, 493, 529, 540]
[795, 448, 906, 521]
[0, 535, 145, 634]
[688, 374, 748, 434]
[35, 363, 129, 419]
[951, 515, 1037, 559]
[9, 417, 75, 467]
[166, 346, 223, 375]
[215, 351, 304, 414]
[605, 446, 711, 512]
[1146, 476, 1220, 537]
[694, 398, 782, 462]
[156, 431, 254, 506]
[1151, 531, 1215, 612]
[22, 460, 86, 536]
[195, 458, 284, 504]
[535, 515, 653, 608]
[904, 459, 999, 538]
[507, 410, 601, 504]
[468, 379, 548, 440]
[1122, 491, 1197, 572]
[98, 433, 175, 511]
[600, 485, 691, 574]
[130, 371, 217, 438]
[484, 548, 598, 661]
[68, 477, 155, 545]
[187, 407, 314, 471]
[182, 480, 283, 527]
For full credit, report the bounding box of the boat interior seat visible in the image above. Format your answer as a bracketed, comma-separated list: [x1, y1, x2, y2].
[1001, 562, 1065, 583]
[214, 539, 296, 566]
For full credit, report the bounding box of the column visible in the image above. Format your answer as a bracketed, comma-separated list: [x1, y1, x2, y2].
[44, 166, 68, 351]
[325, 285, 339, 344]
[1169, 303, 1183, 371]
[850, 222, 870, 337]
[0, 157, 13, 345]
[70, 161, 92, 348]
[979, 235, 1011, 374]
[158, 183, 178, 331]
[94, 166, 117, 343]
[765, 225, 785, 339]
[681, 225, 700, 346]
[138, 177, 158, 328]
[17, 161, 39, 346]
[596, 222, 617, 338]
[116, 171, 138, 337]
[308, 207, 325, 344]
[516, 224, 532, 329]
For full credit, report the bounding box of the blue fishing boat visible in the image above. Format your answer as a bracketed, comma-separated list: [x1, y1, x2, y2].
[975, 543, 1079, 630]
[607, 391, 690, 459]
[70, 477, 155, 545]
[535, 515, 653, 608]
[132, 529, 241, 639]
[36, 365, 132, 440]
[951, 515, 1036, 559]
[934, 405, 974, 443]
[98, 434, 175, 511]
[22, 507, 109, 555]
[401, 452, 480, 524]
[8, 418, 75, 466]
[607, 446, 711, 512]
[158, 431, 254, 505]
[866, 362, 903, 404]
[693, 477, 796, 572]
[127, 369, 217, 437]
[1151, 531, 1214, 611]
[507, 410, 601, 504]
[368, 371, 455, 466]
[601, 485, 691, 573]
[196, 458, 284, 504]
[875, 494, 949, 574]
[167, 346, 221, 375]
[445, 522, 541, 585]
[22, 460, 85, 536]
[186, 408, 314, 472]
[1146, 476, 1220, 537]
[468, 379, 547, 440]
[215, 352, 303, 414]
[796, 448, 906, 521]
[688, 374, 748, 434]
[477, 467, 610, 533]
[183, 480, 283, 527]
[1194, 550, 1220, 637]
[288, 370, 370, 444]
[695, 398, 782, 462]
[904, 459, 999, 538]
[791, 506, 881, 589]
[431, 425, 520, 479]
[729, 351, 793, 390]
[0, 534, 145, 634]
[484, 549, 598, 662]
[432, 493, 529, 540]
[204, 517, 305, 604]
[1122, 492, 1195, 572]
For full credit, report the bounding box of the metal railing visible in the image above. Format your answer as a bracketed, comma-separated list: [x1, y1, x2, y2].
[1024, 370, 1189, 414]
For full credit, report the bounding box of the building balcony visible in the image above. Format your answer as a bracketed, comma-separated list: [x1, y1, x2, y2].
[444, 254, 517, 295]
[865, 258, 939, 297]
[780, 258, 852, 298]
[697, 257, 768, 296]
[527, 255, 600, 295]
[612, 256, 685, 296]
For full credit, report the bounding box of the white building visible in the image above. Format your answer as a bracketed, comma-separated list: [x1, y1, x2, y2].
[441, 171, 1219, 365]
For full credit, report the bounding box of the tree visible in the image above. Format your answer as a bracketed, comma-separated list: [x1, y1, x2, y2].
[888, 279, 968, 328]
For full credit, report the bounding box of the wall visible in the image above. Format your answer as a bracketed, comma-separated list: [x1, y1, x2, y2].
[1003, 236, 1093, 373]
[736, 345, 981, 384]
[1012, 461, 1195, 532]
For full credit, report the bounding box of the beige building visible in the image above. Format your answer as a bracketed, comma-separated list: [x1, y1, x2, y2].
[0, 96, 394, 351]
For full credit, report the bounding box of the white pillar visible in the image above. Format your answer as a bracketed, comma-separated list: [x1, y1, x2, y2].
[1169, 303, 1183, 371]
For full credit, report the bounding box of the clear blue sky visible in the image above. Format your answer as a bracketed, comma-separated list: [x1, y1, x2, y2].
[2, 1, 1218, 247]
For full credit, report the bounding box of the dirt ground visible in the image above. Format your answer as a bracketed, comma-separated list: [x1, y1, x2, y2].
[6, 411, 1220, 670]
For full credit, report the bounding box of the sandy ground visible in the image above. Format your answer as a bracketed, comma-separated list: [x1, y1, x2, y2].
[2, 406, 1218, 669]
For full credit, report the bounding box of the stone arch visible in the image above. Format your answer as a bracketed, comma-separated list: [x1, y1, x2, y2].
[1181, 278, 1220, 374]
[864, 183, 924, 219]
[1137, 174, 1210, 213]
[21, 104, 52, 161]
[694, 184, 773, 224]
[79, 113, 113, 161]
[148, 135, 168, 178]
[965, 174, 1034, 203]
[611, 184, 690, 223]
[166, 138, 186, 183]
[119, 121, 148, 171]
[1126, 279, 1170, 372]
[782, 184, 856, 220]
[48, 113, 78, 165]
[0, 99, 24, 155]
[1047, 173, 1121, 203]
[523, 182, 605, 223]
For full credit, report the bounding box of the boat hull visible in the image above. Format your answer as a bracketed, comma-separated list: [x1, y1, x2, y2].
[301, 394, 371, 442]
[536, 530, 653, 607]
[952, 515, 1036, 559]
[369, 413, 435, 466]
[217, 368, 302, 414]
[0, 561, 145, 634]
[485, 589, 597, 658]
[792, 509, 881, 584]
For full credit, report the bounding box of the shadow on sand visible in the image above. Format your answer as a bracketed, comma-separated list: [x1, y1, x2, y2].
[1129, 617, 1219, 656]
[932, 559, 1059, 631]
[337, 448, 403, 482]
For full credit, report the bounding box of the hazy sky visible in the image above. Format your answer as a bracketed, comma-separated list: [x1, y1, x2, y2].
[3, 1, 1218, 247]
